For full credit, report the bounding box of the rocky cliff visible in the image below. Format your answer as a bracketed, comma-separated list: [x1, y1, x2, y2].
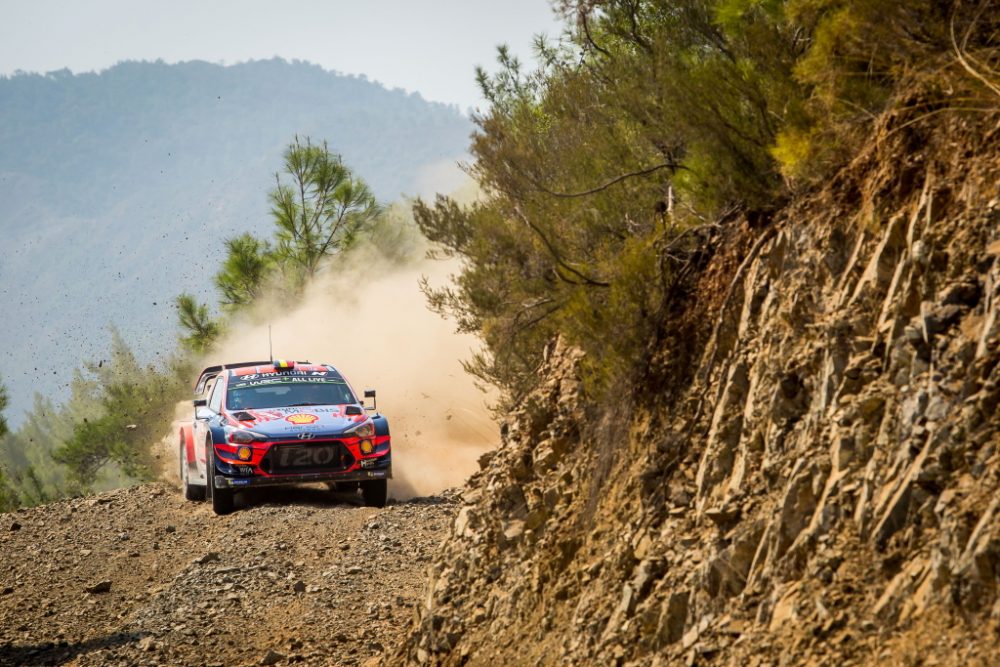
[397, 112, 1000, 665]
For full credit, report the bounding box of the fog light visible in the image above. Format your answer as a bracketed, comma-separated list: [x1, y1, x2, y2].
[360, 440, 374, 455]
[237, 446, 252, 461]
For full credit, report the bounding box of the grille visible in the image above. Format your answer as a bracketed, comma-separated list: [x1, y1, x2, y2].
[260, 441, 354, 475]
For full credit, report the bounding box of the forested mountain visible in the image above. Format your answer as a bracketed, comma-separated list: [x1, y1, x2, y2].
[0, 59, 472, 425]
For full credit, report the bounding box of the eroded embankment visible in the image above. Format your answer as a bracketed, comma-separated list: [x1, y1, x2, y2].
[395, 115, 1000, 666]
[0, 484, 456, 667]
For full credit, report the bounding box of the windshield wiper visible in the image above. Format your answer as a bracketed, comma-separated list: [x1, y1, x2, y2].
[287, 402, 323, 406]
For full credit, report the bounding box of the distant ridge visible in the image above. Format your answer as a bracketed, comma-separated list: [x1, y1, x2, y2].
[0, 58, 473, 424]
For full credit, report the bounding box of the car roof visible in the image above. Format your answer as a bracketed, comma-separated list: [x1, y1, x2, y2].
[228, 363, 333, 376]
[194, 360, 342, 394]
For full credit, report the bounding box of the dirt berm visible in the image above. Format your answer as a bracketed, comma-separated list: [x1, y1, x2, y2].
[391, 115, 1000, 664]
[0, 485, 457, 666]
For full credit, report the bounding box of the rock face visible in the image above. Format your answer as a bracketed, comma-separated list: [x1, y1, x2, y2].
[397, 117, 1000, 665]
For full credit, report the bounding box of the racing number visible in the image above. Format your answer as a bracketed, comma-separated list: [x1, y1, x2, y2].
[278, 446, 336, 467]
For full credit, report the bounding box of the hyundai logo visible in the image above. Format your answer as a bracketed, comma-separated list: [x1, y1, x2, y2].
[297, 432, 315, 440]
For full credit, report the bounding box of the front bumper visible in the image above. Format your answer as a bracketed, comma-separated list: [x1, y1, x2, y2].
[216, 465, 391, 489]
[212, 434, 391, 490]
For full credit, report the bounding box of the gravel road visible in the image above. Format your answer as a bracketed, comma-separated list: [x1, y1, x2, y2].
[0, 483, 456, 666]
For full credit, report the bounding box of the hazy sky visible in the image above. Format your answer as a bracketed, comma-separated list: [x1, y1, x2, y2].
[0, 0, 565, 111]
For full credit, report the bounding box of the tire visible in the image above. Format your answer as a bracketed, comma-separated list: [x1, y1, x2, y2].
[361, 479, 387, 508]
[206, 438, 234, 515]
[181, 437, 205, 501]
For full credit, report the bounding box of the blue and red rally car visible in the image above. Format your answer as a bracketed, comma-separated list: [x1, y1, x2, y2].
[178, 360, 391, 514]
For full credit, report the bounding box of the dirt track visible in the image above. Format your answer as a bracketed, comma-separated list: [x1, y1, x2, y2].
[0, 483, 456, 667]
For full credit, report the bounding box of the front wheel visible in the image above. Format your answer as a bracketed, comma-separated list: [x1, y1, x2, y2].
[206, 440, 234, 515]
[361, 479, 387, 508]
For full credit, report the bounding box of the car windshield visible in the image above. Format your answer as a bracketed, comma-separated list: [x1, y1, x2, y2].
[227, 381, 357, 410]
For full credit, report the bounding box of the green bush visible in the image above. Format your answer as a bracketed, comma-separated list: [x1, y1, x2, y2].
[777, 0, 999, 179]
[52, 331, 190, 488]
[416, 0, 998, 404]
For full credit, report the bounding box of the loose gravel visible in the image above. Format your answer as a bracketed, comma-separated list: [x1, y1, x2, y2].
[0, 483, 457, 666]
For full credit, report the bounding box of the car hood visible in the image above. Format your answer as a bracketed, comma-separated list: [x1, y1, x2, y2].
[226, 405, 367, 439]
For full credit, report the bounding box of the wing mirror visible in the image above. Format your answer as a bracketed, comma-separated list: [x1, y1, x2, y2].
[195, 407, 214, 420]
[364, 389, 377, 411]
[193, 398, 207, 407]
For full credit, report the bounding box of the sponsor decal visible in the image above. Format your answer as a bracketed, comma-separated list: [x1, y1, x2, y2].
[275, 445, 339, 467]
[286, 413, 319, 425]
[245, 410, 287, 423]
[233, 408, 343, 424]
[237, 370, 332, 379]
[229, 376, 346, 389]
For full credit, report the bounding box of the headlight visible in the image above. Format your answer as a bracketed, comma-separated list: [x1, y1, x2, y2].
[345, 421, 375, 439]
[226, 427, 266, 444]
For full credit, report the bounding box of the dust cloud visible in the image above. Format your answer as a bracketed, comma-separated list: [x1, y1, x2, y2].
[160, 399, 196, 484]
[200, 250, 498, 500]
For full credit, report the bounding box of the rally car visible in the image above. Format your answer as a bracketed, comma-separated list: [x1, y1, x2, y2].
[178, 360, 391, 515]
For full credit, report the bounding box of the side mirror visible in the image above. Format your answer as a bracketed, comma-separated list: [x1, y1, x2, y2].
[364, 389, 377, 411]
[193, 398, 207, 407]
[195, 407, 214, 421]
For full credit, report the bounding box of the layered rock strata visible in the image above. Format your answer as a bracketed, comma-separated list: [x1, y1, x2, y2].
[399, 116, 1000, 666]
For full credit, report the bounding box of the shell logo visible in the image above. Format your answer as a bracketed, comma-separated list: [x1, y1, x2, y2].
[285, 413, 319, 425]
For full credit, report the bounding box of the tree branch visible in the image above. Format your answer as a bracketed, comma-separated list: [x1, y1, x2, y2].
[580, 10, 612, 58]
[625, 0, 652, 53]
[512, 205, 610, 287]
[951, 7, 1000, 100]
[526, 161, 683, 199]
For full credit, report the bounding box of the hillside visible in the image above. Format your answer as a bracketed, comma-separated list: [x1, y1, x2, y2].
[0, 59, 472, 425]
[395, 109, 1000, 666]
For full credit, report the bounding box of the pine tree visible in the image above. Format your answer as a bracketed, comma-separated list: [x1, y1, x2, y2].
[52, 331, 186, 487]
[175, 293, 221, 354]
[270, 137, 381, 281]
[215, 233, 273, 309]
